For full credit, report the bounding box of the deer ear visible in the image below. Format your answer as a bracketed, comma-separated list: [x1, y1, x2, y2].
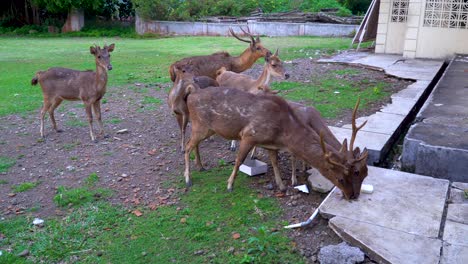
[256, 35, 260, 42]
[107, 43, 115, 52]
[90, 46, 97, 55]
[274, 48, 279, 56]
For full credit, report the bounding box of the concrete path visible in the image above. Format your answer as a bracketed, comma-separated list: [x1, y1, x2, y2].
[319, 166, 468, 263]
[319, 52, 445, 164]
[401, 55, 468, 182]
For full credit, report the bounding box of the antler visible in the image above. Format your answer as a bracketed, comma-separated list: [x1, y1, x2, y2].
[239, 27, 255, 43]
[229, 27, 251, 43]
[349, 97, 367, 152]
[320, 131, 347, 170]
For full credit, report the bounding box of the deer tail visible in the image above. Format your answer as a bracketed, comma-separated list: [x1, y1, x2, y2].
[31, 71, 44, 86]
[169, 64, 176, 82]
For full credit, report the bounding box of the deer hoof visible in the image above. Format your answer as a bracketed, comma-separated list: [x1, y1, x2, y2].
[227, 186, 234, 192]
[186, 180, 192, 188]
[56, 129, 63, 133]
[229, 146, 236, 152]
[103, 134, 110, 139]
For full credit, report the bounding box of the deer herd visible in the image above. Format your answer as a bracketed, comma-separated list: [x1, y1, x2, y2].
[31, 28, 369, 200]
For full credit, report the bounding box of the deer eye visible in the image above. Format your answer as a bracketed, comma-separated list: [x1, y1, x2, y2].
[98, 55, 101, 59]
[257, 47, 261, 50]
[272, 64, 277, 67]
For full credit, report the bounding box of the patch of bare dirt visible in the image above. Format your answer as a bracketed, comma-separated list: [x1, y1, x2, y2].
[0, 57, 411, 263]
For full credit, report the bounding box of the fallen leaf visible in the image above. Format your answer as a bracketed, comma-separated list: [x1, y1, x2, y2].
[148, 149, 157, 155]
[8, 193, 16, 197]
[132, 210, 143, 217]
[232, 233, 240, 240]
[148, 203, 158, 210]
[275, 192, 286, 198]
[180, 217, 187, 224]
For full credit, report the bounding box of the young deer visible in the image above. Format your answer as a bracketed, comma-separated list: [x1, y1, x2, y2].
[216, 49, 289, 94]
[184, 86, 368, 200]
[169, 27, 271, 82]
[31, 44, 115, 141]
[168, 64, 218, 152]
[216, 49, 289, 151]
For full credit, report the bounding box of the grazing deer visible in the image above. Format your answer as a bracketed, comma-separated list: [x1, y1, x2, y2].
[184, 86, 368, 200]
[216, 49, 289, 151]
[168, 64, 218, 152]
[31, 44, 115, 141]
[169, 27, 271, 82]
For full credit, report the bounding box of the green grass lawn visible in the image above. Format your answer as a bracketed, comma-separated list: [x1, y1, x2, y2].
[0, 36, 355, 116]
[1, 168, 304, 263]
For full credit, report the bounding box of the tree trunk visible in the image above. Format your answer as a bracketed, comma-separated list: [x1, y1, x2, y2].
[61, 8, 85, 32]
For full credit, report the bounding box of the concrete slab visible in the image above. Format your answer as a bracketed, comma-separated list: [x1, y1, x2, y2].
[443, 204, 468, 246]
[328, 126, 389, 164]
[329, 216, 442, 264]
[307, 168, 334, 193]
[449, 182, 468, 204]
[380, 97, 417, 116]
[441, 244, 468, 264]
[402, 55, 468, 182]
[391, 81, 430, 100]
[342, 112, 405, 135]
[320, 166, 449, 238]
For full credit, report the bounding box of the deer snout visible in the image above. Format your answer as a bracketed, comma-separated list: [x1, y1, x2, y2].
[107, 64, 113, 70]
[285, 73, 290, 79]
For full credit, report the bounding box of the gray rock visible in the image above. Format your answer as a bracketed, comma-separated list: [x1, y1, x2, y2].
[318, 242, 364, 264]
[307, 168, 334, 193]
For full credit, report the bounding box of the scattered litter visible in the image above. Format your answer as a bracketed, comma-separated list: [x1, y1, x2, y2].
[17, 249, 29, 257]
[113, 136, 122, 141]
[0, 250, 2, 256]
[33, 218, 44, 226]
[14, 93, 20, 97]
[284, 60, 293, 64]
[134, 83, 142, 86]
[66, 165, 75, 171]
[434, 103, 443, 107]
[116, 129, 129, 134]
[334, 91, 340, 94]
[294, 184, 309, 194]
[361, 184, 374, 194]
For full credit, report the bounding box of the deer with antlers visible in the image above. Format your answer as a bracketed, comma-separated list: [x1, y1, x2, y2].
[31, 44, 115, 141]
[183, 85, 369, 200]
[169, 27, 271, 82]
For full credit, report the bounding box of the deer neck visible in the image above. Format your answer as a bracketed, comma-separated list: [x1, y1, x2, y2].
[231, 48, 259, 73]
[95, 63, 108, 91]
[254, 64, 271, 87]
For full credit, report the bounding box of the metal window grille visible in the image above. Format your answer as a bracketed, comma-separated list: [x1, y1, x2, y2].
[424, 0, 468, 28]
[391, 0, 409, 22]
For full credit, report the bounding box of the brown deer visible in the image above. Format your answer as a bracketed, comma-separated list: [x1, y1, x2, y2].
[169, 27, 271, 82]
[168, 64, 218, 151]
[183, 86, 368, 200]
[216, 48, 289, 94]
[31, 44, 115, 141]
[216, 49, 289, 151]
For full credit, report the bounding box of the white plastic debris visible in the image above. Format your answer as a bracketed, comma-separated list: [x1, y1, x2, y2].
[294, 184, 309, 194]
[334, 91, 340, 94]
[33, 218, 44, 226]
[361, 184, 374, 194]
[116, 129, 129, 134]
[0, 250, 3, 256]
[434, 103, 443, 107]
[66, 165, 75, 171]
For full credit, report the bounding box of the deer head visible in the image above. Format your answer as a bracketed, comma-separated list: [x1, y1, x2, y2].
[229, 27, 271, 59]
[320, 98, 369, 200]
[90, 44, 115, 71]
[265, 49, 290, 80]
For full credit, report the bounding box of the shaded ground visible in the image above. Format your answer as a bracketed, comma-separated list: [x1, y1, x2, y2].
[0, 58, 412, 263]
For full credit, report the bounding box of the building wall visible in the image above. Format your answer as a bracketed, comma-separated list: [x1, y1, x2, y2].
[377, 0, 468, 59]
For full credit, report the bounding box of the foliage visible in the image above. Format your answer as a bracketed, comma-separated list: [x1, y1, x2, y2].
[133, 0, 353, 20]
[0, 156, 16, 173]
[341, 0, 372, 15]
[32, 0, 104, 14]
[12, 181, 41, 193]
[53, 185, 111, 207]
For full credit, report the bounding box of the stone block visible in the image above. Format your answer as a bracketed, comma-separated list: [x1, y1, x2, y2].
[318, 242, 365, 264]
[307, 168, 334, 193]
[342, 112, 405, 135]
[443, 204, 468, 246]
[441, 244, 468, 264]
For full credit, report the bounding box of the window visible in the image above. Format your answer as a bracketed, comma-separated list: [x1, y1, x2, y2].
[424, 0, 468, 29]
[391, 0, 409, 22]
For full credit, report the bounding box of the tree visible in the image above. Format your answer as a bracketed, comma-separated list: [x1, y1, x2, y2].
[32, 0, 105, 31]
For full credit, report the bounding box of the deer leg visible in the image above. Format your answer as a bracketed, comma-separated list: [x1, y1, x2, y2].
[250, 146, 257, 159]
[184, 127, 213, 188]
[181, 114, 189, 152]
[92, 100, 105, 136]
[175, 114, 185, 153]
[268, 149, 286, 192]
[48, 98, 63, 133]
[194, 143, 206, 172]
[40, 100, 52, 138]
[84, 103, 96, 142]
[230, 140, 237, 151]
[291, 155, 298, 186]
[227, 140, 254, 192]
